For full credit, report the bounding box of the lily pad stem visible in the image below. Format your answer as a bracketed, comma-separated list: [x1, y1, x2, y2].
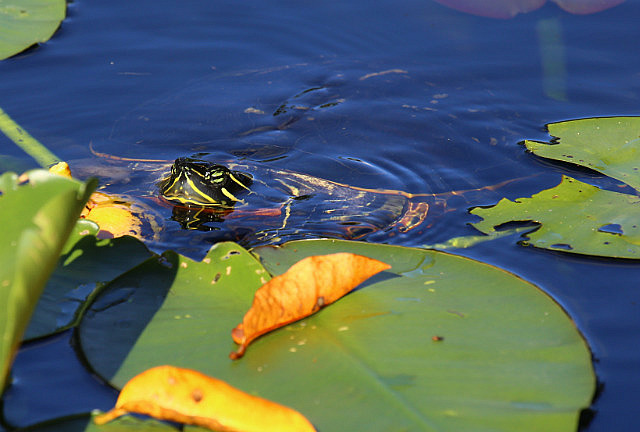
[0, 106, 60, 168]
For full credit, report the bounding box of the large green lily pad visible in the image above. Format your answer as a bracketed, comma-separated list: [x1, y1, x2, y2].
[471, 175, 640, 258]
[525, 116, 640, 191]
[0, 0, 66, 60]
[24, 220, 152, 340]
[78, 242, 269, 383]
[0, 170, 95, 391]
[78, 239, 594, 432]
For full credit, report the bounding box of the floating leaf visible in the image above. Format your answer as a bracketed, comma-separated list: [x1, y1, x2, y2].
[78, 242, 268, 382]
[230, 253, 390, 359]
[95, 365, 315, 432]
[46, 160, 160, 240]
[471, 175, 640, 258]
[476, 116, 640, 258]
[82, 191, 147, 239]
[79, 239, 594, 432]
[0, 170, 95, 391]
[0, 0, 66, 60]
[24, 220, 152, 340]
[525, 116, 640, 191]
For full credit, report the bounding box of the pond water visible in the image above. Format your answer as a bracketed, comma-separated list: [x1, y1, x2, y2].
[1, 0, 639, 430]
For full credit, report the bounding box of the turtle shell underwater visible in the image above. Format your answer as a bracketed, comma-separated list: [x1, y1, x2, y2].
[156, 156, 432, 243]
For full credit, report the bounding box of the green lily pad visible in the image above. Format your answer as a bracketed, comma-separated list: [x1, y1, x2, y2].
[472, 116, 640, 258]
[525, 116, 640, 191]
[0, 170, 95, 391]
[24, 220, 152, 340]
[0, 0, 66, 60]
[78, 239, 594, 432]
[78, 242, 269, 382]
[471, 175, 640, 258]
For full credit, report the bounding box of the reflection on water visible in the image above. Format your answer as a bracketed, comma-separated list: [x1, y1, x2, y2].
[98, 59, 555, 249]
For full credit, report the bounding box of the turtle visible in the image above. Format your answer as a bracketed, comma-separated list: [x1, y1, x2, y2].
[156, 156, 433, 241]
[89, 65, 531, 245]
[87, 145, 523, 245]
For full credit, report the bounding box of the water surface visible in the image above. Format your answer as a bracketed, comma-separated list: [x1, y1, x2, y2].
[1, 0, 639, 429]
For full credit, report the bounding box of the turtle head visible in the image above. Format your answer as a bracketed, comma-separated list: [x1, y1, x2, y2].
[159, 157, 252, 207]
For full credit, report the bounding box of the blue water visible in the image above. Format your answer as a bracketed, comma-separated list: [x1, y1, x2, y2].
[1, 0, 639, 430]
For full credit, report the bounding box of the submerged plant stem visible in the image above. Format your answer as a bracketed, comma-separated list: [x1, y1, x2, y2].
[0, 106, 60, 168]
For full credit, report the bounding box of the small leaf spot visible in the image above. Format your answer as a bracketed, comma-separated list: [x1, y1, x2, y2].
[312, 296, 325, 312]
[191, 389, 203, 403]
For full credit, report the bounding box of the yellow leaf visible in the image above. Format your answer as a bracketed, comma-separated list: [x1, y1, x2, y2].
[48, 161, 72, 178]
[94, 365, 315, 432]
[47, 161, 159, 240]
[82, 191, 144, 239]
[230, 253, 390, 359]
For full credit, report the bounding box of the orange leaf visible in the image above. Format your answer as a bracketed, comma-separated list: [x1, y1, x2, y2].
[82, 191, 144, 239]
[94, 365, 315, 432]
[230, 253, 390, 359]
[48, 161, 153, 239]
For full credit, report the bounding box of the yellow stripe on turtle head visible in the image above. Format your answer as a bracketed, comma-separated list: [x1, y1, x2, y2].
[220, 187, 244, 203]
[228, 172, 252, 191]
[184, 177, 221, 204]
